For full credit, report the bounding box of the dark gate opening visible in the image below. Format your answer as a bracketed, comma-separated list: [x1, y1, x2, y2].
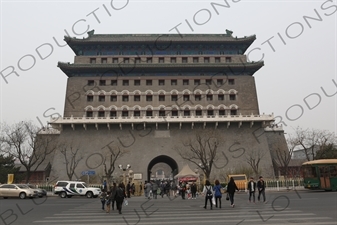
[147, 155, 178, 181]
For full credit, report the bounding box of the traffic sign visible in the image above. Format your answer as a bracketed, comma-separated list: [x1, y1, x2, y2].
[81, 170, 96, 176]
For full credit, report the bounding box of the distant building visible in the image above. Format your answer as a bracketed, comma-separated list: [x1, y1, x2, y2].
[46, 31, 288, 181]
[292, 145, 320, 160]
[15, 162, 51, 183]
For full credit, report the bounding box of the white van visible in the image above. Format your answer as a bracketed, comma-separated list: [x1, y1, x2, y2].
[54, 181, 101, 198]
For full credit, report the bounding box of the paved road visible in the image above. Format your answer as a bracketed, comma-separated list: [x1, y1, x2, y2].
[0, 190, 336, 225]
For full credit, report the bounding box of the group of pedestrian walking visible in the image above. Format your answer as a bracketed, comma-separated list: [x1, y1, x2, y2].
[126, 182, 135, 198]
[202, 176, 266, 210]
[248, 176, 266, 203]
[99, 182, 127, 214]
[99, 176, 266, 214]
[144, 180, 173, 199]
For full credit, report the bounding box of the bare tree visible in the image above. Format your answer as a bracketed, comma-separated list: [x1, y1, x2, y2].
[1, 121, 58, 183]
[175, 129, 222, 180]
[245, 149, 264, 178]
[101, 141, 128, 184]
[59, 141, 83, 181]
[294, 127, 336, 161]
[315, 143, 337, 159]
[232, 165, 254, 179]
[275, 134, 297, 180]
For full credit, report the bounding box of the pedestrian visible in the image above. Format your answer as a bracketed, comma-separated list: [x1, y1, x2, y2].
[99, 190, 107, 211]
[257, 176, 266, 203]
[227, 177, 239, 207]
[131, 183, 135, 195]
[248, 177, 256, 203]
[181, 182, 186, 199]
[160, 181, 165, 198]
[126, 181, 131, 198]
[165, 181, 171, 196]
[115, 183, 127, 214]
[202, 180, 213, 210]
[105, 191, 111, 213]
[139, 182, 143, 196]
[170, 181, 177, 197]
[213, 179, 222, 208]
[103, 180, 107, 192]
[145, 180, 152, 199]
[144, 181, 148, 198]
[152, 181, 158, 199]
[110, 182, 117, 211]
[191, 182, 197, 199]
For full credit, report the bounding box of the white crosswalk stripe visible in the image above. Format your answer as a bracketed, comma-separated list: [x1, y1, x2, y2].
[33, 196, 337, 225]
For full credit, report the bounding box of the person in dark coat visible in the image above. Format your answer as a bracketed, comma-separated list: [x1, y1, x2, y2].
[181, 182, 186, 199]
[247, 177, 256, 203]
[190, 182, 197, 199]
[99, 190, 107, 210]
[115, 183, 127, 214]
[139, 182, 143, 196]
[109, 183, 117, 211]
[226, 177, 239, 207]
[126, 181, 131, 198]
[257, 176, 266, 202]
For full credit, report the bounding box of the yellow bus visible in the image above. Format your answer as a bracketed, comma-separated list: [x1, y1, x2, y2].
[227, 174, 247, 190]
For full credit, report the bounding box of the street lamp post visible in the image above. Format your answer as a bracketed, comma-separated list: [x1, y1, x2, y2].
[118, 164, 131, 185]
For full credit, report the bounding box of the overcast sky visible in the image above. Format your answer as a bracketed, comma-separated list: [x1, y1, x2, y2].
[0, 0, 336, 136]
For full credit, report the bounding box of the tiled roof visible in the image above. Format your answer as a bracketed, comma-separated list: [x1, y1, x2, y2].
[57, 61, 264, 77]
[64, 33, 256, 44]
[58, 62, 263, 68]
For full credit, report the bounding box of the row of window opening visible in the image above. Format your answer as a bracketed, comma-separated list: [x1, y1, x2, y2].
[89, 78, 235, 86]
[87, 109, 238, 118]
[88, 94, 237, 102]
[90, 56, 232, 64]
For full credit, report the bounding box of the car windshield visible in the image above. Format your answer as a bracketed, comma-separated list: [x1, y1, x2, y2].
[27, 184, 35, 188]
[82, 183, 88, 188]
[17, 184, 29, 189]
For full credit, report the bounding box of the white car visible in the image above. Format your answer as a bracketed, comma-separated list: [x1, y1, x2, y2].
[54, 181, 101, 198]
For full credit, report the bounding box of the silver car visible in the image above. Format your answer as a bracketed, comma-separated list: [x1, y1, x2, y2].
[26, 184, 47, 198]
[0, 184, 38, 199]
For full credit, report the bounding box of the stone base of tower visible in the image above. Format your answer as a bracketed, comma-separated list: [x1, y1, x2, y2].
[46, 121, 287, 183]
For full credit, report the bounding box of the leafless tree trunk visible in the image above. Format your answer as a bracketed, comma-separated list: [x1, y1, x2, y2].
[245, 149, 264, 179]
[175, 129, 222, 180]
[1, 121, 58, 183]
[101, 141, 127, 184]
[275, 134, 297, 181]
[59, 141, 83, 181]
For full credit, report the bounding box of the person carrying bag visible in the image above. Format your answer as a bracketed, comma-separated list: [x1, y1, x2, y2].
[227, 177, 239, 208]
[202, 180, 214, 210]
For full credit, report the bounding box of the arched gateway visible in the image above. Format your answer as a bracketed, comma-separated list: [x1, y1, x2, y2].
[147, 155, 178, 181]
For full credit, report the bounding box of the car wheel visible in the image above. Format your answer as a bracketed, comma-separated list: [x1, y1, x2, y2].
[19, 192, 26, 199]
[60, 192, 67, 198]
[86, 191, 93, 198]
